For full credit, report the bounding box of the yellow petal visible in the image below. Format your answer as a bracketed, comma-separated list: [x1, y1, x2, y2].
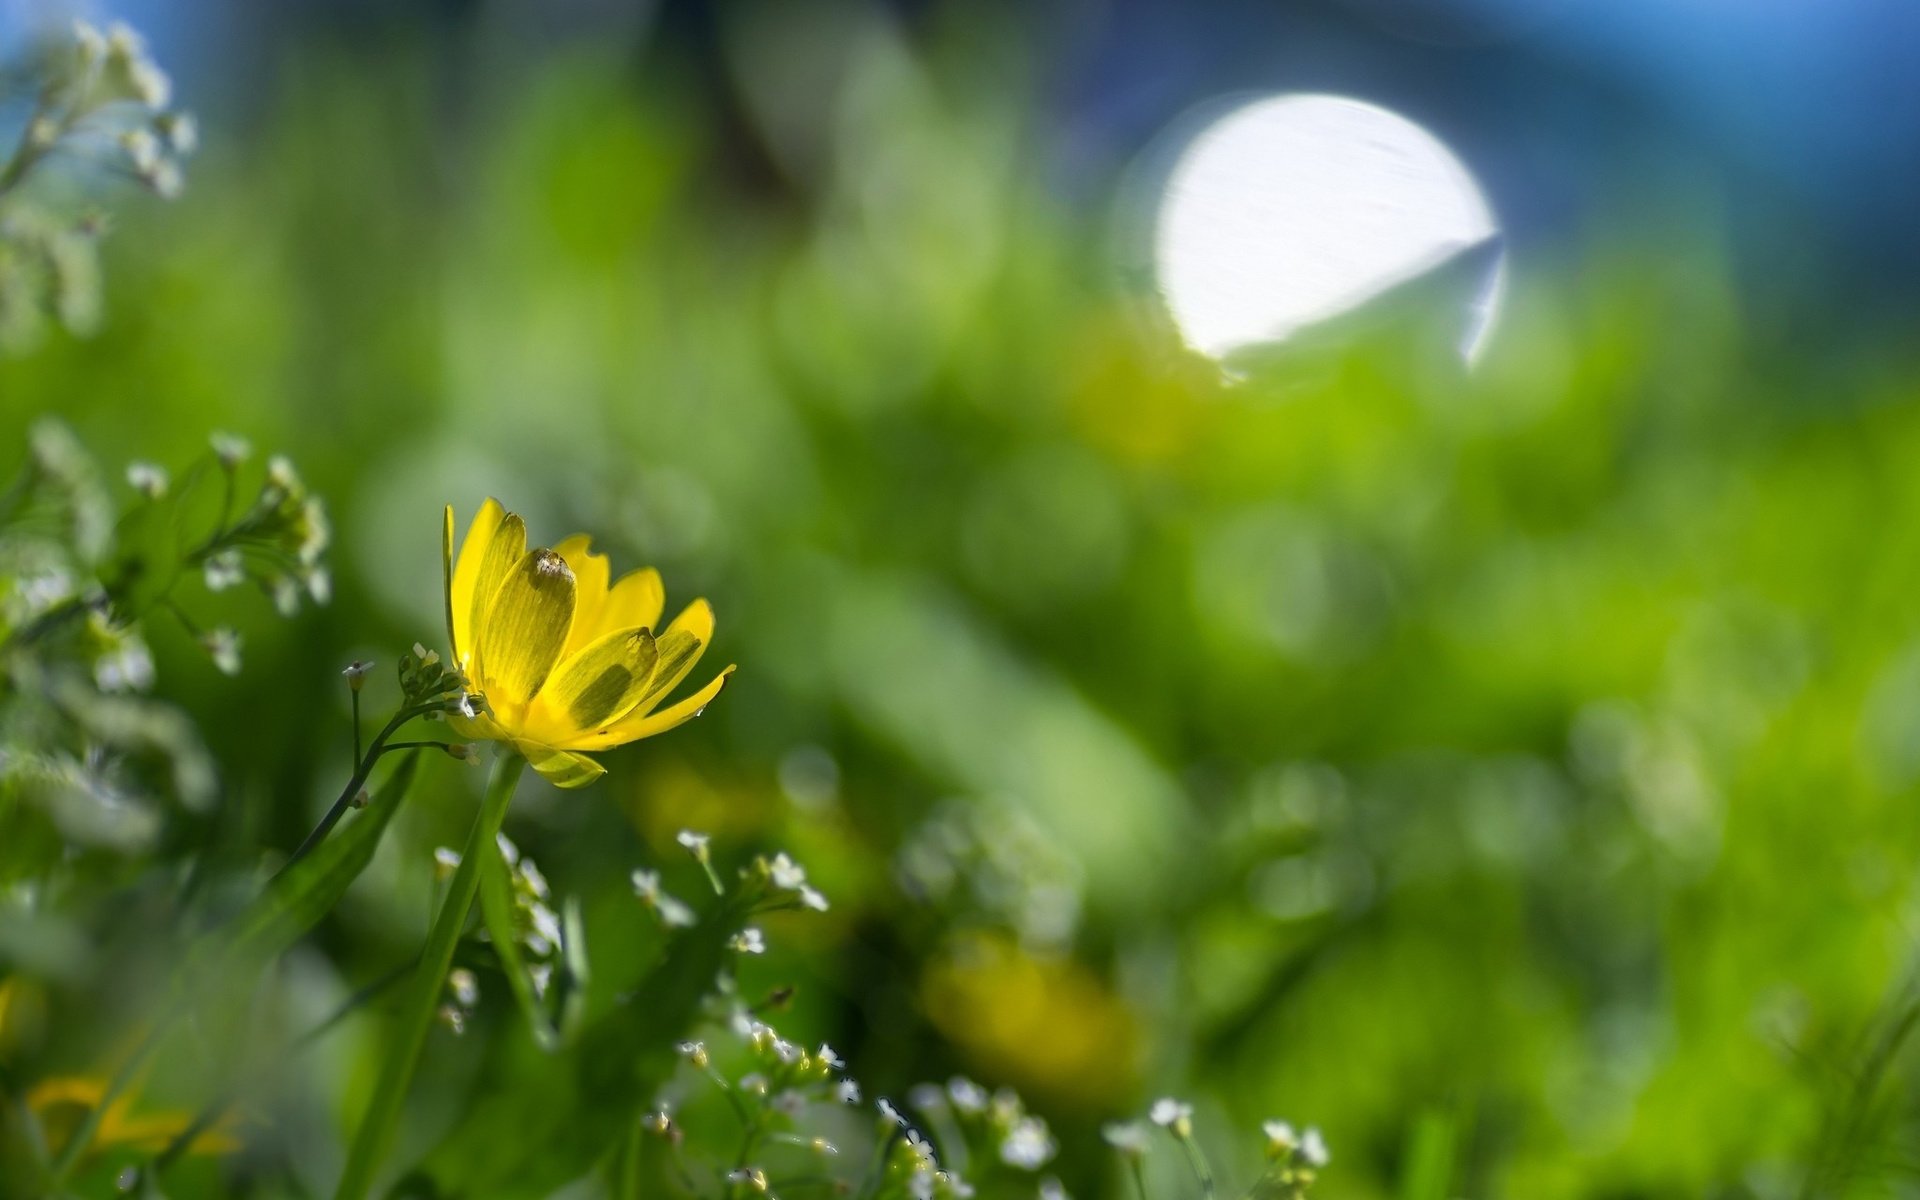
[553, 535, 613, 657]
[472, 548, 576, 715]
[629, 600, 714, 715]
[561, 665, 734, 749]
[449, 707, 510, 744]
[442, 506, 456, 658]
[521, 627, 660, 743]
[601, 567, 665, 638]
[448, 499, 501, 665]
[452, 501, 523, 671]
[524, 746, 606, 789]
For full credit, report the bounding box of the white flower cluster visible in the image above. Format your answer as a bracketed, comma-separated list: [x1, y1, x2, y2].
[496, 834, 562, 996]
[764, 851, 829, 912]
[905, 1075, 1060, 1176]
[1109, 1096, 1331, 1196]
[631, 868, 695, 928]
[658, 1009, 870, 1196]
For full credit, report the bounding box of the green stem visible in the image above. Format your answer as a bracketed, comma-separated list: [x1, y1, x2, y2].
[1176, 1132, 1217, 1200]
[331, 751, 525, 1200]
[278, 702, 444, 875]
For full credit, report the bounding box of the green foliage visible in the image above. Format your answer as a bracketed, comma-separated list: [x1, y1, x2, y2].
[4, 7, 1920, 1200]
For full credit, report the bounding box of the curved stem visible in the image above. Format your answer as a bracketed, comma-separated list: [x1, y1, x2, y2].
[331, 751, 525, 1200]
[278, 702, 444, 875]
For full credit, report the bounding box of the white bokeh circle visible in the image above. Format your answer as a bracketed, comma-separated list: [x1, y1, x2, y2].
[1152, 93, 1504, 364]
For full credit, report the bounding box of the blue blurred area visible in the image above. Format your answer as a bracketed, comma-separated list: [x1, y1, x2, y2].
[6, 0, 1917, 285]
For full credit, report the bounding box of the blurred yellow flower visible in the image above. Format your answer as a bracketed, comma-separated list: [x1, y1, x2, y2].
[26, 1076, 236, 1161]
[442, 499, 734, 788]
[923, 932, 1139, 1107]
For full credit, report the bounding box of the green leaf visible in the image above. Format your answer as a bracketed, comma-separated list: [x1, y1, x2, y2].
[414, 893, 750, 1198]
[1397, 1110, 1459, 1200]
[196, 751, 420, 977]
[332, 751, 524, 1200]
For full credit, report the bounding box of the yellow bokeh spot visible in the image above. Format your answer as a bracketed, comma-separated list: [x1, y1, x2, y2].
[922, 932, 1138, 1108]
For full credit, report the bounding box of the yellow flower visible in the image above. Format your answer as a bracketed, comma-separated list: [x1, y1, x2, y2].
[442, 498, 734, 788]
[26, 1076, 237, 1160]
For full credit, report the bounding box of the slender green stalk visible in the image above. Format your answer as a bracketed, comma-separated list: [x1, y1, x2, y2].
[331, 751, 525, 1200]
[278, 702, 445, 874]
[1128, 1157, 1150, 1200]
[1176, 1131, 1217, 1200]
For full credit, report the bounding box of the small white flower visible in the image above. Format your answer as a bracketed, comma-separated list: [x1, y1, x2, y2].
[1000, 1117, 1056, 1170]
[210, 431, 251, 468]
[818, 1043, 844, 1069]
[773, 1037, 802, 1065]
[769, 852, 807, 890]
[433, 847, 461, 878]
[657, 894, 695, 927]
[1149, 1097, 1192, 1129]
[1262, 1119, 1297, 1155]
[798, 885, 830, 912]
[948, 1077, 988, 1113]
[726, 1167, 768, 1192]
[878, 1098, 906, 1126]
[1300, 1127, 1330, 1168]
[631, 869, 696, 927]
[271, 575, 301, 616]
[677, 1039, 708, 1068]
[834, 1079, 861, 1105]
[908, 1170, 934, 1200]
[909, 1083, 945, 1112]
[528, 963, 552, 997]
[519, 859, 550, 899]
[202, 548, 243, 592]
[739, 1073, 769, 1097]
[905, 1127, 936, 1165]
[642, 1110, 673, 1134]
[730, 927, 766, 955]
[447, 968, 479, 1009]
[528, 902, 563, 955]
[676, 829, 710, 856]
[267, 454, 299, 491]
[1039, 1178, 1069, 1200]
[74, 20, 106, 62]
[95, 640, 156, 693]
[126, 461, 167, 497]
[158, 111, 197, 155]
[1102, 1121, 1150, 1155]
[200, 628, 242, 676]
[495, 833, 520, 865]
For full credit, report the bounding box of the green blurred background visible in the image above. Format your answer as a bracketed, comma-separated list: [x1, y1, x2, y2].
[8, 0, 1920, 1196]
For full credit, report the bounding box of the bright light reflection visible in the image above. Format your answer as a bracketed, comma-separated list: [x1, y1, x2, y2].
[1153, 93, 1505, 365]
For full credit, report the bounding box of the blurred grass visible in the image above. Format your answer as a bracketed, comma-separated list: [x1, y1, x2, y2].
[7, 5, 1920, 1197]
